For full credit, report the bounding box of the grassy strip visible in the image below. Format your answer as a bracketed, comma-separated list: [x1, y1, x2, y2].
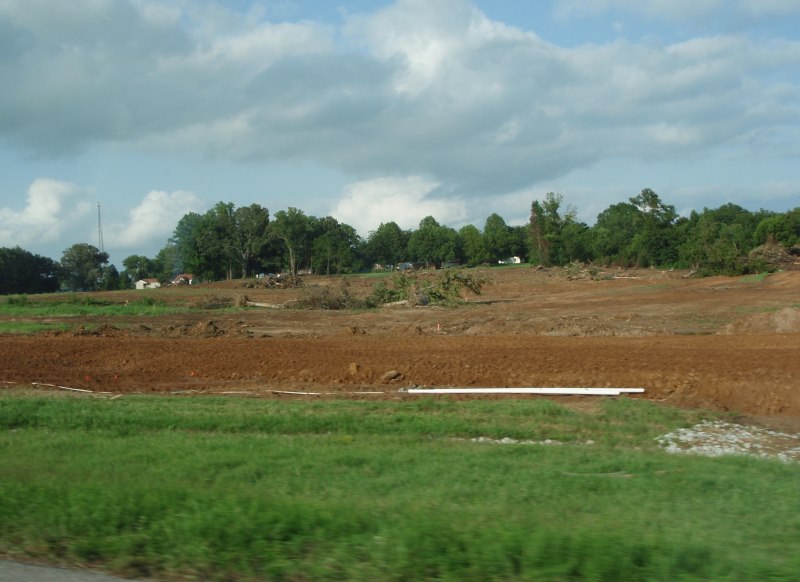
[0, 299, 189, 317]
[1, 395, 798, 581]
[0, 322, 70, 335]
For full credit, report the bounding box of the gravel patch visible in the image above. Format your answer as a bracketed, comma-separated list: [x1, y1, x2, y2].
[657, 421, 800, 463]
[470, 436, 573, 446]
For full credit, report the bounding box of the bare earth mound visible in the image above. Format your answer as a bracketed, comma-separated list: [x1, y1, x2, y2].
[722, 307, 800, 334]
[2, 268, 799, 419]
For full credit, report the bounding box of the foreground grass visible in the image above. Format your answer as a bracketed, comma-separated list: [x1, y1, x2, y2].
[1, 395, 798, 581]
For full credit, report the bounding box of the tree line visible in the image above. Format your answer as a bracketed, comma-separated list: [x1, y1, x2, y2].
[2, 189, 798, 294]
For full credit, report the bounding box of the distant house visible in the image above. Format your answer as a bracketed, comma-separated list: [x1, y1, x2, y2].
[135, 278, 161, 290]
[172, 273, 195, 285]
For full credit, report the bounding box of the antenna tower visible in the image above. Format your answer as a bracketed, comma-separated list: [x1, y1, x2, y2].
[97, 203, 105, 253]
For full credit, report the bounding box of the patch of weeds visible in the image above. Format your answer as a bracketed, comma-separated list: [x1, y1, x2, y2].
[740, 272, 771, 283]
[191, 295, 235, 310]
[132, 296, 158, 307]
[5, 294, 28, 306]
[60, 293, 110, 306]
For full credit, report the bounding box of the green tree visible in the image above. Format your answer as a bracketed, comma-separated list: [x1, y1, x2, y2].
[169, 203, 271, 281]
[483, 213, 514, 263]
[271, 207, 309, 284]
[312, 217, 362, 275]
[170, 212, 206, 277]
[366, 222, 408, 268]
[208, 202, 238, 280]
[231, 204, 270, 278]
[153, 244, 178, 283]
[628, 188, 679, 267]
[458, 224, 488, 266]
[589, 202, 640, 265]
[528, 193, 582, 266]
[60, 243, 109, 291]
[100, 264, 121, 290]
[0, 246, 60, 294]
[680, 204, 762, 274]
[121, 255, 156, 284]
[407, 216, 458, 267]
[754, 208, 800, 247]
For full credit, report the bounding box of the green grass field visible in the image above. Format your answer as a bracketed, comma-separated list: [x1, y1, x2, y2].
[1, 394, 798, 581]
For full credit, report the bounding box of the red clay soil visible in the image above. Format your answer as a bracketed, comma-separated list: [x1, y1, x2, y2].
[2, 267, 799, 417]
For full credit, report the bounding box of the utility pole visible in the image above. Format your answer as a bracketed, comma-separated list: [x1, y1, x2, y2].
[97, 203, 105, 253]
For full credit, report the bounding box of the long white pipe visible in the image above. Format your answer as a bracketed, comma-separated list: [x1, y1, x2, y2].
[406, 387, 645, 395]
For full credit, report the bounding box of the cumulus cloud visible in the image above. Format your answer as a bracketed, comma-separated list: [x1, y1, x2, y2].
[331, 176, 468, 236]
[0, 0, 798, 200]
[0, 178, 91, 248]
[110, 190, 203, 248]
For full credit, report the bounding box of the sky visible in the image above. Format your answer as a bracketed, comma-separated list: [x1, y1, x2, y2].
[1, 0, 799, 265]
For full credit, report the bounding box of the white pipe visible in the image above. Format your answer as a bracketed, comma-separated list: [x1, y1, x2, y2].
[406, 387, 644, 396]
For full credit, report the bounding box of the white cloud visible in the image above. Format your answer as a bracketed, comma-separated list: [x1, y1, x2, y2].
[110, 190, 203, 248]
[0, 178, 91, 247]
[331, 176, 467, 236]
[0, 0, 798, 204]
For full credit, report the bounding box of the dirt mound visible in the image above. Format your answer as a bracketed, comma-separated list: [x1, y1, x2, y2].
[721, 307, 800, 334]
[69, 324, 125, 337]
[162, 320, 253, 338]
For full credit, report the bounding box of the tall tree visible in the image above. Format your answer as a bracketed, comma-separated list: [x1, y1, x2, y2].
[311, 217, 361, 275]
[208, 202, 237, 280]
[153, 244, 178, 283]
[628, 188, 678, 266]
[100, 264, 122, 290]
[483, 213, 514, 263]
[121, 255, 156, 283]
[231, 204, 270, 278]
[407, 216, 457, 267]
[366, 222, 408, 267]
[589, 202, 640, 265]
[528, 200, 549, 265]
[60, 243, 109, 291]
[458, 224, 488, 266]
[0, 246, 60, 294]
[528, 193, 581, 266]
[170, 212, 205, 276]
[271, 207, 309, 284]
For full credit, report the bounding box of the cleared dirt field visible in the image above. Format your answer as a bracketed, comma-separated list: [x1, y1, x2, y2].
[2, 267, 799, 422]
